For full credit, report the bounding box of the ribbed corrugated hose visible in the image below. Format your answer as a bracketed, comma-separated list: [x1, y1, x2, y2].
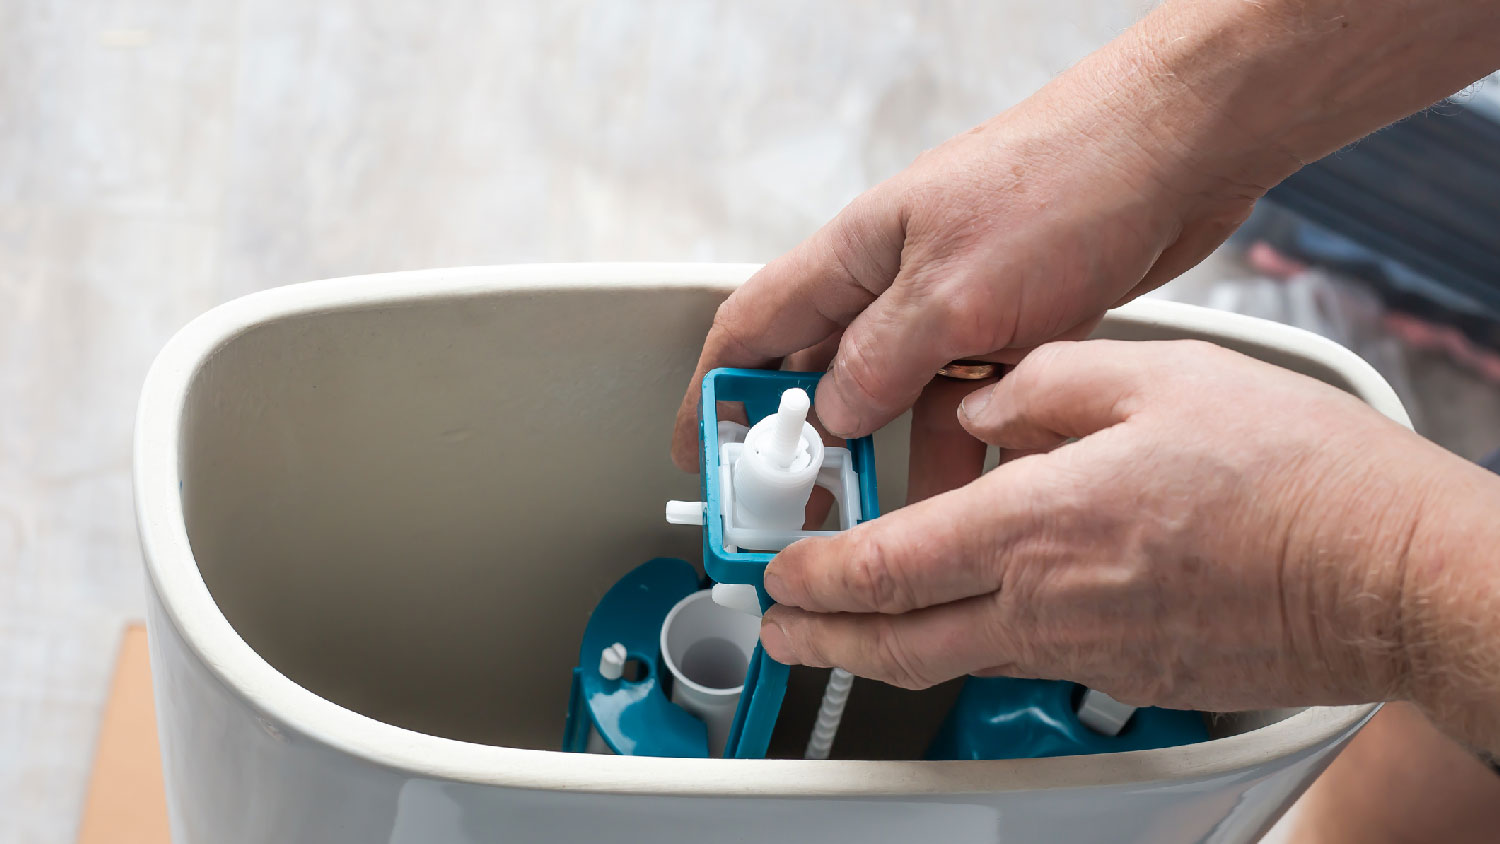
[804, 667, 854, 759]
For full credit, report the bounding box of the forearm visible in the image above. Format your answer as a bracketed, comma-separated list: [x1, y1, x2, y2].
[1053, 0, 1500, 204]
[1401, 459, 1500, 754]
[1099, 0, 1500, 747]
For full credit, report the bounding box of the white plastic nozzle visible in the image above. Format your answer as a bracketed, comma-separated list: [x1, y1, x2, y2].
[767, 388, 811, 469]
[711, 583, 763, 617]
[1076, 689, 1137, 736]
[731, 388, 825, 532]
[665, 500, 706, 526]
[598, 642, 628, 681]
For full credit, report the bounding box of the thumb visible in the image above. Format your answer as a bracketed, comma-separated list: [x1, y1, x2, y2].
[957, 340, 1152, 449]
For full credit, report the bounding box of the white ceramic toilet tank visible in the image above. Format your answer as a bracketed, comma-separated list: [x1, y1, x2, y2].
[135, 264, 1398, 843]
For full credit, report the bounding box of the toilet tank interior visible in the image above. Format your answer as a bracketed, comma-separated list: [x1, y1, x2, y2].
[178, 284, 1323, 758]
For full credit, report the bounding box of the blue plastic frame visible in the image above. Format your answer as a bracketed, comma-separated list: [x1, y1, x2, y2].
[698, 368, 881, 605]
[925, 677, 1209, 761]
[562, 557, 710, 757]
[698, 368, 880, 758]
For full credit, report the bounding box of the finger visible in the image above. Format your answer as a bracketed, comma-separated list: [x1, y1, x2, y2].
[671, 198, 903, 470]
[906, 375, 992, 505]
[782, 331, 842, 376]
[997, 445, 1049, 464]
[957, 340, 1151, 450]
[785, 335, 845, 528]
[761, 595, 1016, 690]
[814, 273, 979, 438]
[764, 464, 1036, 613]
[815, 275, 1109, 437]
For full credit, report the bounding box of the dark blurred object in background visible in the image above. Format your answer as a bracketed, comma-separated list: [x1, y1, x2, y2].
[1252, 75, 1500, 351]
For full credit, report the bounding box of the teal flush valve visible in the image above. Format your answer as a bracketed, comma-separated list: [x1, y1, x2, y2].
[664, 369, 881, 759]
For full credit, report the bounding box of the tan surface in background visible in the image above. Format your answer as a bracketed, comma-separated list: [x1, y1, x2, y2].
[76, 624, 169, 844]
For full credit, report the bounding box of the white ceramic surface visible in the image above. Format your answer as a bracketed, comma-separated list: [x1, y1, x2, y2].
[135, 263, 1404, 844]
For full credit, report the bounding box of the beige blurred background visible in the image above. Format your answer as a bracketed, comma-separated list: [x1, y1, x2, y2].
[2, 2, 1496, 842]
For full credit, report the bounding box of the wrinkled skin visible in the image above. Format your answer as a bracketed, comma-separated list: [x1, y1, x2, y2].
[670, 47, 1270, 497]
[667, 0, 1500, 782]
[759, 340, 1435, 712]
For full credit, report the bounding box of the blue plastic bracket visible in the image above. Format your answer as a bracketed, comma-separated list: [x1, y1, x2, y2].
[563, 557, 710, 757]
[698, 368, 880, 598]
[696, 368, 881, 759]
[925, 677, 1209, 761]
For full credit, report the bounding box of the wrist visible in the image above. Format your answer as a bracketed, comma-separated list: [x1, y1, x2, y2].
[1074, 0, 1500, 220]
[1273, 425, 1437, 704]
[1397, 458, 1500, 753]
[1043, 2, 1305, 239]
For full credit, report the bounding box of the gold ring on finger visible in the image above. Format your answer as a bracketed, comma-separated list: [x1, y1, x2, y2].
[936, 360, 998, 380]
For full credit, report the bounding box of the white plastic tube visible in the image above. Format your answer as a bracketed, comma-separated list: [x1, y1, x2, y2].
[659, 590, 763, 757]
[804, 667, 854, 759]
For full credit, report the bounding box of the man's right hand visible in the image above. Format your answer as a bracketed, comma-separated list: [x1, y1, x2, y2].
[758, 340, 1500, 757]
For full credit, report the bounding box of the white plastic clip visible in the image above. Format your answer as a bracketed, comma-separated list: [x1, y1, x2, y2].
[665, 500, 706, 525]
[1076, 689, 1137, 736]
[711, 583, 763, 617]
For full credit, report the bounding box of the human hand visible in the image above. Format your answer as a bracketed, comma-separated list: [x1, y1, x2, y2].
[757, 340, 1444, 712]
[671, 33, 1292, 498]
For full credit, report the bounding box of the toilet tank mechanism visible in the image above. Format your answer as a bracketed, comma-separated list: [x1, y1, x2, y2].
[136, 264, 1395, 844]
[566, 367, 1208, 765]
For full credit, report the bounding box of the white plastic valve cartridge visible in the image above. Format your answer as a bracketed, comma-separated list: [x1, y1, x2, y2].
[731, 388, 824, 531]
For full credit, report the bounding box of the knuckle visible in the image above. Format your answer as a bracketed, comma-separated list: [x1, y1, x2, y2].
[1162, 338, 1228, 375]
[835, 330, 895, 407]
[1007, 342, 1073, 399]
[890, 170, 942, 216]
[870, 617, 934, 690]
[933, 293, 989, 353]
[791, 623, 831, 668]
[708, 299, 747, 351]
[775, 612, 831, 668]
[829, 195, 902, 289]
[1173, 338, 1220, 357]
[825, 226, 870, 293]
[1021, 341, 1078, 378]
[929, 275, 1010, 353]
[842, 532, 915, 612]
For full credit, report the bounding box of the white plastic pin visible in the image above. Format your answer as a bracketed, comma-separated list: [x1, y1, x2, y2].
[598, 642, 628, 681]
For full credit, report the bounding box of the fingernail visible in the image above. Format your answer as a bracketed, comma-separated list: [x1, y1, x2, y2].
[762, 568, 787, 602]
[959, 384, 996, 423]
[816, 374, 858, 438]
[759, 619, 796, 663]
